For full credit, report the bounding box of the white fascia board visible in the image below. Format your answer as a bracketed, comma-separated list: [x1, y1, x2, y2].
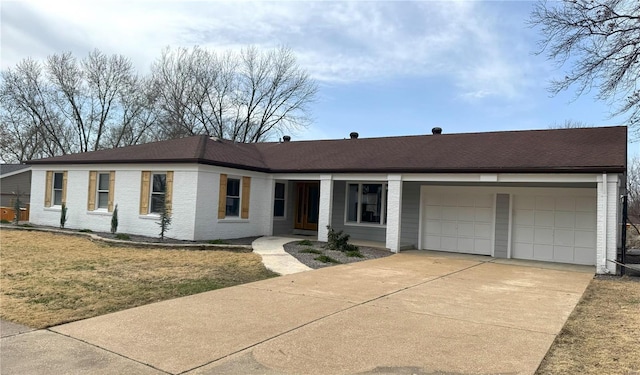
[404, 173, 599, 183]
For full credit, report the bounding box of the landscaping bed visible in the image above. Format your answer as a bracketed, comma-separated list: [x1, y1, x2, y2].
[283, 240, 392, 269]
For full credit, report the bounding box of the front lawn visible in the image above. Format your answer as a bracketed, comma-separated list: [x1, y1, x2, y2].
[0, 229, 278, 328]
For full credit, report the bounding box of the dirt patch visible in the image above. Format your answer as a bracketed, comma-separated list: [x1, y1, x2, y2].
[0, 229, 278, 328]
[536, 277, 640, 374]
[284, 240, 393, 269]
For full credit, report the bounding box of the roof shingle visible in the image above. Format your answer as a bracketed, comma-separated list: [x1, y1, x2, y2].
[28, 126, 628, 173]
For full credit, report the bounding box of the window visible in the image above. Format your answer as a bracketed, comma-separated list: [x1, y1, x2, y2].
[218, 174, 251, 219]
[226, 177, 241, 217]
[53, 172, 64, 206]
[97, 173, 110, 209]
[150, 173, 167, 214]
[45, 171, 67, 207]
[274, 182, 286, 217]
[346, 183, 388, 225]
[139, 171, 173, 215]
[88, 171, 115, 211]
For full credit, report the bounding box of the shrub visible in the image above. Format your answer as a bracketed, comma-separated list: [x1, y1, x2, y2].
[13, 192, 21, 224]
[60, 204, 68, 229]
[111, 204, 118, 234]
[325, 226, 359, 252]
[79, 229, 93, 233]
[208, 239, 230, 245]
[1, 219, 11, 224]
[115, 233, 130, 240]
[299, 248, 322, 254]
[345, 250, 364, 258]
[298, 239, 313, 246]
[157, 194, 171, 241]
[314, 255, 340, 264]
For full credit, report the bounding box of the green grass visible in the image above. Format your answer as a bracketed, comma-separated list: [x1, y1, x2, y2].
[208, 239, 230, 245]
[314, 255, 340, 264]
[298, 239, 313, 246]
[115, 233, 130, 240]
[299, 248, 323, 254]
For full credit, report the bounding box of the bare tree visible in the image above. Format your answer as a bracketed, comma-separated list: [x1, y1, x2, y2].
[151, 45, 317, 142]
[548, 119, 592, 129]
[0, 50, 154, 162]
[530, 0, 640, 140]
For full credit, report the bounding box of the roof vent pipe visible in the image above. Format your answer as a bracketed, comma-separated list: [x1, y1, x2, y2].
[282, 135, 291, 142]
[431, 127, 442, 135]
[350, 132, 359, 139]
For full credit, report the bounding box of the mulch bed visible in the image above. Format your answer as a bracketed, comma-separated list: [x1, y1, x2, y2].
[283, 240, 393, 269]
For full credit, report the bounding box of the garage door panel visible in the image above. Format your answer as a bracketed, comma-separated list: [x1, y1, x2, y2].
[554, 212, 575, 228]
[534, 227, 553, 244]
[513, 210, 534, 226]
[576, 197, 596, 212]
[534, 211, 554, 226]
[475, 239, 491, 254]
[574, 247, 595, 264]
[555, 197, 575, 211]
[575, 231, 596, 247]
[535, 196, 555, 211]
[514, 226, 534, 242]
[442, 194, 458, 206]
[441, 237, 458, 250]
[441, 222, 457, 235]
[534, 244, 553, 260]
[553, 246, 574, 262]
[513, 242, 533, 259]
[575, 213, 596, 230]
[442, 207, 457, 220]
[514, 195, 535, 210]
[426, 206, 441, 219]
[458, 207, 475, 221]
[425, 236, 441, 249]
[458, 238, 474, 251]
[554, 229, 574, 246]
[475, 207, 493, 222]
[475, 223, 492, 238]
[425, 220, 442, 235]
[458, 222, 475, 236]
[475, 195, 494, 208]
[458, 195, 475, 207]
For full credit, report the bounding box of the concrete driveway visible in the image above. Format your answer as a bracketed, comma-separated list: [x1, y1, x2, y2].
[1, 251, 593, 375]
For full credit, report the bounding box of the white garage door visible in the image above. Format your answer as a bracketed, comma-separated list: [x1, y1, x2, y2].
[512, 191, 596, 265]
[422, 189, 494, 255]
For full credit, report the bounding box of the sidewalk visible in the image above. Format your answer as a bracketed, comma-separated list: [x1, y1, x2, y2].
[251, 236, 312, 275]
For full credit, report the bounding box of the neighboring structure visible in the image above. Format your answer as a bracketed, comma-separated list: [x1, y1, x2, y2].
[28, 126, 627, 274]
[0, 164, 31, 207]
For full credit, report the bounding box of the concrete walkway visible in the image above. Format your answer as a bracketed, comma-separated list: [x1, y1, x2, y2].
[1, 252, 594, 375]
[251, 236, 312, 275]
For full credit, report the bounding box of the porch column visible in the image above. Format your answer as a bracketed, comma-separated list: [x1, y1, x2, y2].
[317, 174, 333, 242]
[385, 174, 403, 252]
[596, 173, 619, 274]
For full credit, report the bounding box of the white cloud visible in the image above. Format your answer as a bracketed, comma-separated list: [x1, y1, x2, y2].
[1, 1, 541, 101]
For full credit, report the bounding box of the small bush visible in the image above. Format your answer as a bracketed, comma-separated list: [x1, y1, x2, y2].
[111, 204, 118, 234]
[299, 248, 322, 254]
[298, 239, 313, 246]
[79, 229, 93, 233]
[325, 226, 359, 252]
[115, 233, 130, 240]
[345, 250, 364, 258]
[60, 203, 68, 229]
[208, 239, 230, 245]
[0, 219, 11, 224]
[19, 223, 33, 228]
[314, 255, 341, 264]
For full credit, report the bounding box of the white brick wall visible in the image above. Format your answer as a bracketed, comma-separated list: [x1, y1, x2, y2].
[29, 164, 273, 241]
[596, 173, 621, 274]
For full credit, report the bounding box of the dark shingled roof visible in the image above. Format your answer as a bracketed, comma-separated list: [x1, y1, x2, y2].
[28, 126, 628, 173]
[0, 164, 31, 176]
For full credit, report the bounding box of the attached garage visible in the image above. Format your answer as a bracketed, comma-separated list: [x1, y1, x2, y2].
[420, 186, 598, 266]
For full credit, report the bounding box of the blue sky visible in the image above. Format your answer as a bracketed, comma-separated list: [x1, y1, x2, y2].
[1, 0, 637, 157]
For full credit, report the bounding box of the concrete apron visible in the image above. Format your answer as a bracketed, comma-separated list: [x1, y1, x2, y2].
[1, 252, 594, 375]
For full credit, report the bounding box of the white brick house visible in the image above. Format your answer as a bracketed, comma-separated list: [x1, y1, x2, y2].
[28, 126, 627, 274]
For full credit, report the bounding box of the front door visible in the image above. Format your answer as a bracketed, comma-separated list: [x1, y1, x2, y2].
[294, 182, 319, 230]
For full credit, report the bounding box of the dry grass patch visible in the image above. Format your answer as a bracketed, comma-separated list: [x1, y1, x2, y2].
[0, 230, 278, 328]
[537, 278, 640, 374]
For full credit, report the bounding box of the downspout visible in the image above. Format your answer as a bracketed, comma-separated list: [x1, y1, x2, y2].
[602, 172, 610, 274]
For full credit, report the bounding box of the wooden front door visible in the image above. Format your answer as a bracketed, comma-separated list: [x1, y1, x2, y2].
[294, 182, 319, 230]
